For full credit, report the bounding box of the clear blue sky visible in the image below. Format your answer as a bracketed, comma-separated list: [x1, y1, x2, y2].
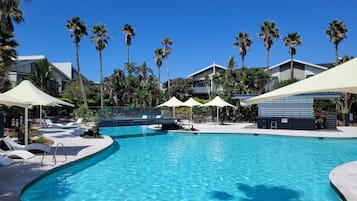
[15, 0, 357, 82]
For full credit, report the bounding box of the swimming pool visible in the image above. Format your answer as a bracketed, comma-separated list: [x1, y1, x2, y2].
[21, 126, 357, 200]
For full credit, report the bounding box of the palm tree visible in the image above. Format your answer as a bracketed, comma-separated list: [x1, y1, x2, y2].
[90, 23, 110, 109]
[283, 32, 302, 79]
[154, 48, 163, 88]
[258, 20, 280, 68]
[0, 31, 18, 91]
[121, 24, 135, 63]
[233, 32, 253, 68]
[29, 59, 57, 96]
[326, 19, 348, 63]
[161, 37, 173, 95]
[0, 0, 24, 33]
[227, 55, 237, 69]
[66, 16, 88, 108]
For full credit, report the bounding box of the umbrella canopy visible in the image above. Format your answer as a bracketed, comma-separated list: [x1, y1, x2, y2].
[3, 80, 74, 145]
[0, 93, 30, 107]
[157, 97, 184, 118]
[203, 96, 235, 124]
[243, 58, 357, 105]
[182, 97, 202, 123]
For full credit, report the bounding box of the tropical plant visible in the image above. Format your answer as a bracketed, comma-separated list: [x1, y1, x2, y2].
[227, 55, 237, 69]
[66, 16, 88, 108]
[29, 58, 58, 96]
[161, 37, 173, 94]
[0, 0, 24, 33]
[0, 31, 18, 91]
[233, 32, 253, 68]
[326, 19, 348, 63]
[258, 20, 280, 68]
[283, 32, 302, 79]
[154, 48, 163, 88]
[169, 78, 193, 101]
[121, 24, 135, 63]
[104, 69, 126, 106]
[90, 23, 110, 109]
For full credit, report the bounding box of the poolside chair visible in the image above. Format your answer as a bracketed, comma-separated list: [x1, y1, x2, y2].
[2, 136, 51, 153]
[0, 154, 15, 166]
[0, 149, 34, 159]
[44, 119, 79, 129]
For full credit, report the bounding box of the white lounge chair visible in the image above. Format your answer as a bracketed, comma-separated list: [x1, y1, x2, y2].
[0, 149, 34, 159]
[0, 155, 14, 166]
[44, 118, 81, 129]
[2, 136, 51, 153]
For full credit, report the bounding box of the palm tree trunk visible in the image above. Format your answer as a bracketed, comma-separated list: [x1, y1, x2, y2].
[290, 54, 294, 79]
[335, 44, 339, 64]
[241, 55, 245, 68]
[76, 43, 88, 108]
[127, 45, 130, 64]
[266, 48, 270, 68]
[158, 66, 161, 89]
[99, 50, 103, 109]
[165, 57, 171, 96]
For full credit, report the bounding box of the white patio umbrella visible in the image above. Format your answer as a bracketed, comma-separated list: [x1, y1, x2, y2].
[203, 96, 236, 124]
[182, 97, 202, 123]
[4, 80, 74, 145]
[156, 96, 184, 118]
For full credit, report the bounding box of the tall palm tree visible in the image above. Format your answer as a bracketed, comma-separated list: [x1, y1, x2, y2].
[0, 31, 18, 91]
[258, 20, 280, 68]
[283, 32, 302, 79]
[233, 32, 253, 68]
[66, 16, 88, 108]
[161, 37, 173, 95]
[121, 24, 135, 64]
[90, 23, 110, 109]
[154, 48, 163, 88]
[326, 19, 348, 63]
[0, 0, 24, 33]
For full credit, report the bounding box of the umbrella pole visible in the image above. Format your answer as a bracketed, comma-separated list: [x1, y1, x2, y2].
[25, 107, 28, 145]
[217, 106, 219, 125]
[173, 107, 176, 118]
[40, 105, 42, 128]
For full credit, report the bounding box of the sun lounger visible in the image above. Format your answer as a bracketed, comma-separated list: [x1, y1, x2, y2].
[0, 155, 15, 166]
[44, 118, 81, 129]
[0, 149, 35, 159]
[2, 136, 51, 153]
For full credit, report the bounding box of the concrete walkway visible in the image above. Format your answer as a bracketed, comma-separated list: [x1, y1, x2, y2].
[0, 128, 113, 201]
[1, 123, 357, 201]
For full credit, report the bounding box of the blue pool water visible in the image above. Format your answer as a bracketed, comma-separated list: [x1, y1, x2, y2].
[21, 126, 357, 200]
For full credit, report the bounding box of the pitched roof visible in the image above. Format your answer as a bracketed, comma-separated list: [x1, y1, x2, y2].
[268, 59, 328, 71]
[188, 62, 226, 77]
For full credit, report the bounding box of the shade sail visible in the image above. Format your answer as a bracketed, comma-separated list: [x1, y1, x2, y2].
[3, 80, 74, 145]
[243, 58, 357, 105]
[156, 97, 184, 118]
[203, 96, 235, 124]
[157, 96, 184, 107]
[182, 97, 202, 123]
[4, 80, 74, 107]
[203, 96, 235, 108]
[182, 97, 202, 107]
[0, 93, 30, 107]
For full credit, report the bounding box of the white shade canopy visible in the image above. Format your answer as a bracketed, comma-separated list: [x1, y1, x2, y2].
[0, 93, 30, 107]
[157, 96, 184, 107]
[3, 80, 74, 107]
[182, 97, 202, 107]
[157, 96, 185, 118]
[3, 80, 74, 145]
[243, 58, 357, 105]
[203, 96, 235, 124]
[203, 96, 235, 108]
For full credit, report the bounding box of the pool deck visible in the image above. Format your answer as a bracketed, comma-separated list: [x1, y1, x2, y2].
[1, 123, 357, 201]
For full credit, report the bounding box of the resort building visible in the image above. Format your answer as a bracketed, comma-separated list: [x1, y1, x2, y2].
[265, 59, 331, 91]
[8, 55, 85, 95]
[188, 62, 226, 98]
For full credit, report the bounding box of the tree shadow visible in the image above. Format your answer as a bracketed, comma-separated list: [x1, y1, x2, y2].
[209, 190, 235, 200]
[236, 183, 301, 201]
